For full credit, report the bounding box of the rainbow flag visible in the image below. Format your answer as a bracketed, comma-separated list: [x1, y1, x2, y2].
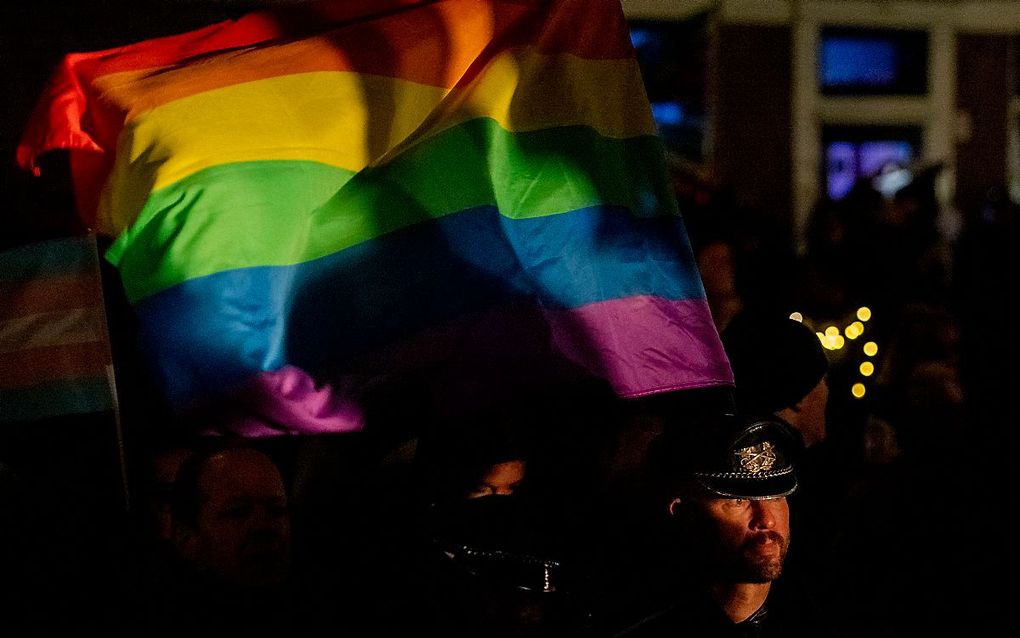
[17, 0, 732, 433]
[0, 236, 115, 422]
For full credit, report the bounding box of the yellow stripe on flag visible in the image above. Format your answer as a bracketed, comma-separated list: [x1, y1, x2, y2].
[96, 50, 654, 235]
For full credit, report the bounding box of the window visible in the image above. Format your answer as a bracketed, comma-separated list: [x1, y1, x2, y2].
[819, 27, 928, 96]
[823, 126, 922, 200]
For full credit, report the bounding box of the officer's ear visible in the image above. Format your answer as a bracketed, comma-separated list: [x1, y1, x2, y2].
[668, 497, 684, 518]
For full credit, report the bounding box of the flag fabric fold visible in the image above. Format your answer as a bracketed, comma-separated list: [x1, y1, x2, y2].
[17, 0, 732, 433]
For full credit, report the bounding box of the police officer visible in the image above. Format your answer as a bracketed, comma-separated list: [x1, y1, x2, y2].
[612, 414, 831, 637]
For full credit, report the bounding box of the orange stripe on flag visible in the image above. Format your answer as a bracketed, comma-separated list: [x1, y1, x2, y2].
[93, 0, 636, 119]
[96, 1, 500, 117]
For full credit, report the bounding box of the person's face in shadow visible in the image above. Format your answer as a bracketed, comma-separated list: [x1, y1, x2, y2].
[465, 459, 527, 499]
[670, 490, 790, 584]
[176, 449, 291, 587]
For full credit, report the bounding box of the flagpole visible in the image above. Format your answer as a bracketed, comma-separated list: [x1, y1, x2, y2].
[106, 363, 131, 513]
[91, 233, 131, 513]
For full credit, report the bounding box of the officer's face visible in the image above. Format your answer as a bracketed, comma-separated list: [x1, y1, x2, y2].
[684, 493, 791, 583]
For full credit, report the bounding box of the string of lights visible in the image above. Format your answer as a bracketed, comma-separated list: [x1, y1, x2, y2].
[792, 306, 879, 400]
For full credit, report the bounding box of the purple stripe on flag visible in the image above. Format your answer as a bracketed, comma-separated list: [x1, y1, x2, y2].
[193, 365, 365, 437]
[327, 295, 733, 417]
[544, 295, 733, 397]
[177, 295, 732, 435]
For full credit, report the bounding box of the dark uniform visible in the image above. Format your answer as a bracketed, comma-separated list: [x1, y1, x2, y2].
[612, 575, 829, 638]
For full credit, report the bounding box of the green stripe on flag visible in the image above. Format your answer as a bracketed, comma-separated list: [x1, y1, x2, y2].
[109, 118, 674, 303]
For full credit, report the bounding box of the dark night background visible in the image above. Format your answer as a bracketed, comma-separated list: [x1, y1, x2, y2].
[3, 2, 1020, 634]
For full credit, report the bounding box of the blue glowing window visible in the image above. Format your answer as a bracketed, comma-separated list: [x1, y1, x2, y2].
[822, 38, 896, 87]
[630, 28, 653, 50]
[628, 18, 708, 160]
[650, 102, 685, 127]
[819, 27, 927, 95]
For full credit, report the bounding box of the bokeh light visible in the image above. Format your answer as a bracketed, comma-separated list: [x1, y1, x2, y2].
[819, 333, 846, 350]
[845, 321, 865, 339]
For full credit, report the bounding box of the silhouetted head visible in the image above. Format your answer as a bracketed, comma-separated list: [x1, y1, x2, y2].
[721, 310, 830, 446]
[171, 444, 291, 587]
